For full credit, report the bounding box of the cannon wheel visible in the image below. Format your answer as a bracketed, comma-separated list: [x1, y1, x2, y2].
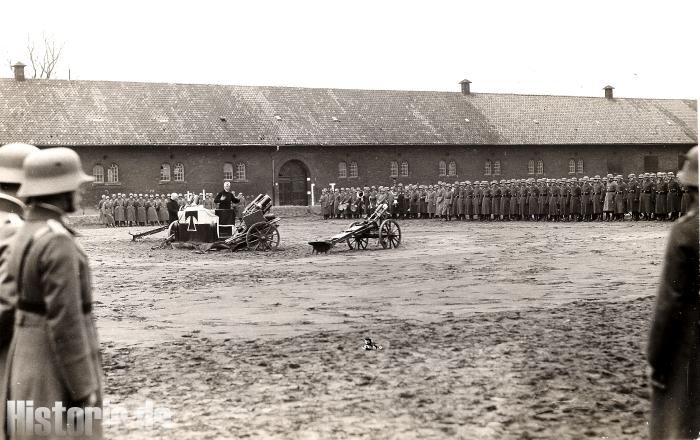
[378, 219, 401, 249]
[246, 222, 280, 251]
[347, 236, 369, 250]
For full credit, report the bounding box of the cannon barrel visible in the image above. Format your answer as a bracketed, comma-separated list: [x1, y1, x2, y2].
[243, 194, 272, 215]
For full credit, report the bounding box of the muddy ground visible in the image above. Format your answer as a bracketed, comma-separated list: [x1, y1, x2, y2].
[84, 217, 670, 439]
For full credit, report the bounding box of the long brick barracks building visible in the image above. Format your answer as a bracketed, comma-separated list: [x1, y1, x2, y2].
[1, 65, 697, 206]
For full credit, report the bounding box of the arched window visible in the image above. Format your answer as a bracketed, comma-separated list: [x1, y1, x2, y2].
[400, 161, 409, 177]
[568, 159, 576, 174]
[493, 160, 501, 176]
[390, 161, 399, 178]
[235, 163, 246, 181]
[349, 161, 358, 178]
[577, 159, 584, 174]
[484, 160, 492, 176]
[528, 160, 535, 175]
[438, 160, 447, 176]
[338, 161, 347, 178]
[536, 160, 544, 175]
[223, 163, 233, 180]
[107, 163, 119, 183]
[160, 163, 171, 181]
[448, 160, 457, 176]
[93, 164, 104, 183]
[173, 163, 185, 182]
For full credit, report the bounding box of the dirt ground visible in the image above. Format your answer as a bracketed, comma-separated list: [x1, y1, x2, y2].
[85, 217, 670, 439]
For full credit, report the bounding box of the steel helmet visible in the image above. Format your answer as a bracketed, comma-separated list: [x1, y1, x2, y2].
[678, 146, 698, 187]
[0, 143, 40, 184]
[18, 147, 93, 197]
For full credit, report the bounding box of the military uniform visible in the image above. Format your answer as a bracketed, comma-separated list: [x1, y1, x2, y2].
[426, 187, 435, 218]
[655, 178, 668, 219]
[527, 184, 539, 219]
[548, 183, 560, 219]
[472, 184, 482, 219]
[443, 186, 454, 220]
[641, 177, 655, 219]
[603, 179, 616, 218]
[0, 197, 24, 440]
[667, 177, 681, 219]
[435, 186, 444, 219]
[491, 183, 501, 219]
[626, 176, 641, 220]
[481, 185, 491, 219]
[464, 183, 474, 219]
[570, 181, 582, 219]
[3, 205, 103, 437]
[648, 201, 699, 438]
[614, 179, 627, 220]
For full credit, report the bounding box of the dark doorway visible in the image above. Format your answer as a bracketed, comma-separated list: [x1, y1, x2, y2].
[278, 160, 308, 205]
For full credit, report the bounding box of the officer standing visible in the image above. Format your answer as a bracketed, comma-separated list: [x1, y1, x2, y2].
[3, 147, 103, 437]
[647, 145, 699, 439]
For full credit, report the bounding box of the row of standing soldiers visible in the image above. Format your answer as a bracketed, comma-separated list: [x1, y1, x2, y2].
[97, 192, 247, 227]
[319, 172, 689, 221]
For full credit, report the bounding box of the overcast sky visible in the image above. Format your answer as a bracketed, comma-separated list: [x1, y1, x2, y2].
[1, 0, 698, 101]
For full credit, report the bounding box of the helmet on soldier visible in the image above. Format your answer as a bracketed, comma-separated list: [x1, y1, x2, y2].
[18, 147, 93, 197]
[0, 143, 40, 184]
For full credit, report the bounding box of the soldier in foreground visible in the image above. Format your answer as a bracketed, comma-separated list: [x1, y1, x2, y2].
[647, 145, 699, 439]
[0, 143, 40, 440]
[2, 147, 103, 438]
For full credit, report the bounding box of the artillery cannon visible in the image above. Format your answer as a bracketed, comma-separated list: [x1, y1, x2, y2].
[222, 194, 280, 251]
[308, 203, 401, 253]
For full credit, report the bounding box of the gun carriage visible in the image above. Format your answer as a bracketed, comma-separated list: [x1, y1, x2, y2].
[222, 194, 280, 251]
[308, 203, 401, 253]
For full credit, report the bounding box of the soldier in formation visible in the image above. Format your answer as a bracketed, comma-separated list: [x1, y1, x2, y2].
[319, 172, 686, 222]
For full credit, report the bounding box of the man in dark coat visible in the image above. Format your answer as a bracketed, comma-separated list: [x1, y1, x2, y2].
[166, 192, 181, 224]
[648, 145, 699, 439]
[214, 181, 240, 226]
[214, 181, 239, 210]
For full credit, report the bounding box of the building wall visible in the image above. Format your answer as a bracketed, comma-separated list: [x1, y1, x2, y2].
[74, 143, 691, 207]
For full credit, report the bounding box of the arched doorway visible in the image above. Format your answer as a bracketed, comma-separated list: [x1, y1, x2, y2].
[278, 160, 309, 205]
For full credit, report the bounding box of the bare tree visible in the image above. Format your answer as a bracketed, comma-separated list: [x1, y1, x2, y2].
[8, 34, 64, 79]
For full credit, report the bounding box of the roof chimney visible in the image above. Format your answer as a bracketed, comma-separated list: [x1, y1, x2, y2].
[11, 62, 26, 81]
[603, 85, 614, 99]
[459, 79, 472, 95]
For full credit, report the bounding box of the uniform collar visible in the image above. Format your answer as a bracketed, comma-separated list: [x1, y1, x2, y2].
[25, 203, 78, 235]
[25, 203, 67, 222]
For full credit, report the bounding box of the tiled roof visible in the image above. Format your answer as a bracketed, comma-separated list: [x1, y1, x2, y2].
[0, 78, 696, 147]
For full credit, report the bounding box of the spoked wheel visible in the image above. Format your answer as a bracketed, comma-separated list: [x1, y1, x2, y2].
[347, 236, 369, 250]
[246, 222, 280, 251]
[378, 219, 401, 249]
